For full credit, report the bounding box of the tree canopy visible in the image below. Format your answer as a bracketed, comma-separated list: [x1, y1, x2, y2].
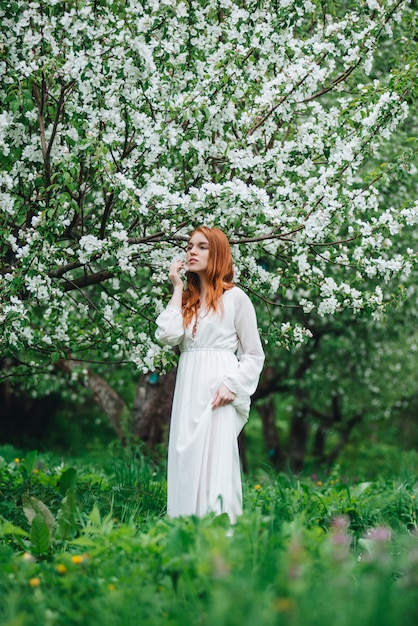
[1, 0, 417, 388]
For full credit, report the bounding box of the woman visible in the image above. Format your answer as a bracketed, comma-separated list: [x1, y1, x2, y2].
[155, 226, 264, 522]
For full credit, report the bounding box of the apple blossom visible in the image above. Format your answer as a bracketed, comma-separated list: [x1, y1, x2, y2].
[0, 0, 416, 381]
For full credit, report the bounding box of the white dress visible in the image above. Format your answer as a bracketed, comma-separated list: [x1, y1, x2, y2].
[155, 286, 264, 522]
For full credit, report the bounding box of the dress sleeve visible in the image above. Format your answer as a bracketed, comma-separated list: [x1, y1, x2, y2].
[155, 305, 185, 347]
[223, 289, 265, 397]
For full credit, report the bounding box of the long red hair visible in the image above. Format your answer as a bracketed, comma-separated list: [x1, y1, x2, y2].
[182, 226, 234, 326]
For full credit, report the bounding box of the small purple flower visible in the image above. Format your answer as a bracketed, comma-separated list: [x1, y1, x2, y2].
[331, 516, 351, 547]
[366, 526, 392, 542]
[331, 516, 349, 531]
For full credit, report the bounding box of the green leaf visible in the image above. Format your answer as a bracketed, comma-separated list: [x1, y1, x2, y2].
[210, 513, 231, 529]
[55, 487, 78, 541]
[358, 538, 375, 554]
[30, 513, 51, 556]
[22, 494, 56, 533]
[59, 467, 77, 496]
[22, 450, 38, 476]
[0, 521, 28, 538]
[69, 536, 97, 547]
[89, 504, 101, 526]
[51, 352, 61, 364]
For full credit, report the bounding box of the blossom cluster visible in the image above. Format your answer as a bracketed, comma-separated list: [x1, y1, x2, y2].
[0, 0, 416, 375]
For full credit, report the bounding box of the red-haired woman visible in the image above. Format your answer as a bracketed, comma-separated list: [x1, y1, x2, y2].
[155, 226, 264, 522]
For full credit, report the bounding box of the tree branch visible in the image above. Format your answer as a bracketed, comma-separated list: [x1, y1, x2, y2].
[60, 270, 115, 292]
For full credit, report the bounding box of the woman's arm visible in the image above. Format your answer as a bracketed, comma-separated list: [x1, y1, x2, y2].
[155, 260, 185, 346]
[222, 288, 265, 397]
[167, 259, 185, 309]
[212, 288, 264, 409]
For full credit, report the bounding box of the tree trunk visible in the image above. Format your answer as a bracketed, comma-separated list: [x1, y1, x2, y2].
[288, 405, 310, 473]
[325, 412, 363, 466]
[56, 358, 127, 440]
[258, 399, 286, 470]
[132, 370, 176, 446]
[312, 424, 327, 461]
[56, 359, 176, 447]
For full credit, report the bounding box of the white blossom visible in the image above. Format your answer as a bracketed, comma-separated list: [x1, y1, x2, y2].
[0, 0, 416, 371]
[78, 235, 105, 263]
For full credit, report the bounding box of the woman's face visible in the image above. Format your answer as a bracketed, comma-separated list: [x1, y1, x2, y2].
[186, 231, 210, 275]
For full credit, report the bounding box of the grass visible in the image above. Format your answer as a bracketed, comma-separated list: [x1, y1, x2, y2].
[1, 443, 418, 626]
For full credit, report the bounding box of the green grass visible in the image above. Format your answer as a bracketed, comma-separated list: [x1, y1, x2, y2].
[1, 444, 418, 626]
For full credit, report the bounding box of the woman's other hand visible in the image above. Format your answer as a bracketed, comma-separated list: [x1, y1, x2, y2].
[211, 383, 236, 409]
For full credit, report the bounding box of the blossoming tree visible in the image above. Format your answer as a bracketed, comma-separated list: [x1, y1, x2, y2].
[1, 0, 417, 406]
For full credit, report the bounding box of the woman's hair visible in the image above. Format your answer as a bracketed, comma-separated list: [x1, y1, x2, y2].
[182, 226, 234, 326]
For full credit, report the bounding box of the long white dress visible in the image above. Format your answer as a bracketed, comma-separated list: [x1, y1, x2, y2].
[155, 286, 264, 522]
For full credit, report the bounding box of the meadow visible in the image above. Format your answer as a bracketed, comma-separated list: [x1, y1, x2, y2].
[1, 443, 418, 626]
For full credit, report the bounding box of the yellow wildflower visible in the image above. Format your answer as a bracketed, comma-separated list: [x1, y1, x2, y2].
[273, 597, 295, 612]
[29, 577, 41, 587]
[254, 484, 262, 491]
[56, 564, 67, 574]
[71, 555, 84, 564]
[14, 458, 20, 464]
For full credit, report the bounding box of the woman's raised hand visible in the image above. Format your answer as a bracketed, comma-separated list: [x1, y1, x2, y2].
[168, 259, 185, 288]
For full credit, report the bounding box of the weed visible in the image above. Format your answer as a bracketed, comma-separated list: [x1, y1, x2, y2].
[1, 446, 418, 626]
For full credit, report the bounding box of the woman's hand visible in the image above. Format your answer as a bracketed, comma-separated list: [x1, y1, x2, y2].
[168, 259, 185, 288]
[211, 383, 236, 409]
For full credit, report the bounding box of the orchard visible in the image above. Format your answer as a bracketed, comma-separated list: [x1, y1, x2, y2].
[1, 0, 416, 380]
[1, 2, 418, 624]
